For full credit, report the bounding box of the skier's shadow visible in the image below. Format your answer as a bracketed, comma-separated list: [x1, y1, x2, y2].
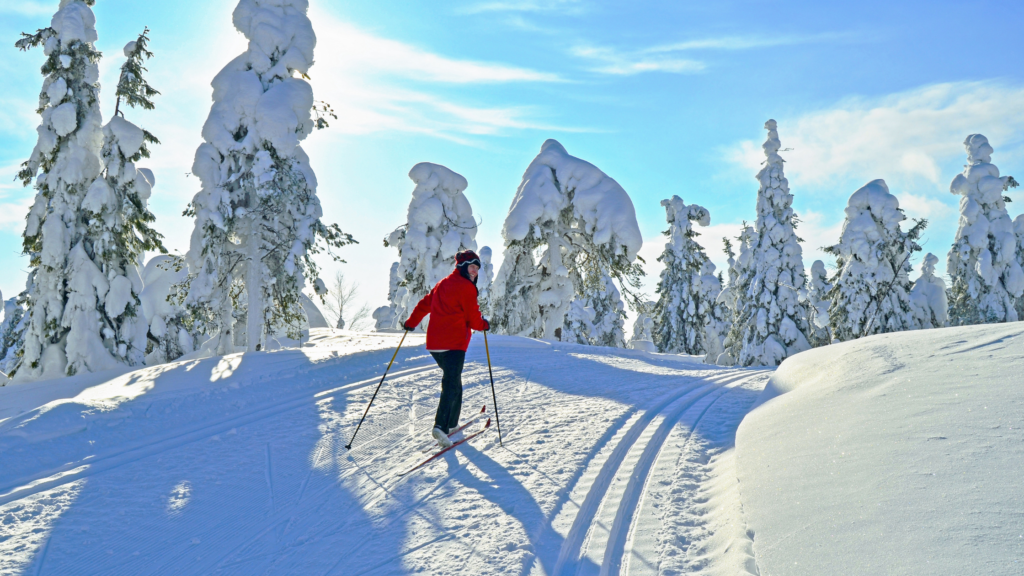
[448, 443, 600, 576]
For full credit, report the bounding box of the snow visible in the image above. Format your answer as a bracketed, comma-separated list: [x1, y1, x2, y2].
[105, 116, 145, 159]
[737, 323, 1024, 575]
[50, 0, 98, 45]
[0, 330, 769, 575]
[48, 102, 78, 137]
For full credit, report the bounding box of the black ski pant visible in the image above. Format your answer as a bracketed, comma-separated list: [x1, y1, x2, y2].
[430, 350, 465, 433]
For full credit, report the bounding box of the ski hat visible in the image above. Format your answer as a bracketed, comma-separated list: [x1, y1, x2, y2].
[455, 250, 482, 268]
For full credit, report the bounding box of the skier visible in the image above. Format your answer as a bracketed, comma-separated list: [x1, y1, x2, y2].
[404, 250, 490, 448]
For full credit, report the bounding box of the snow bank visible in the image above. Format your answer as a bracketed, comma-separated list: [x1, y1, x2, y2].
[737, 323, 1024, 574]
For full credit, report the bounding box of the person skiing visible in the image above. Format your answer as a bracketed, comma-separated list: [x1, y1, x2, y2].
[404, 250, 490, 448]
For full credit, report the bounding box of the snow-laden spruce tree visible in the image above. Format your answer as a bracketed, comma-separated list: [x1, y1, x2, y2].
[719, 225, 754, 365]
[0, 293, 26, 377]
[76, 29, 166, 370]
[1014, 215, 1024, 321]
[477, 246, 494, 317]
[184, 0, 353, 354]
[384, 162, 477, 329]
[701, 261, 729, 363]
[727, 121, 811, 366]
[491, 139, 643, 340]
[628, 300, 656, 352]
[805, 260, 832, 346]
[946, 134, 1022, 325]
[908, 253, 948, 330]
[12, 0, 106, 379]
[139, 255, 200, 364]
[825, 179, 924, 341]
[651, 195, 718, 355]
[581, 275, 627, 347]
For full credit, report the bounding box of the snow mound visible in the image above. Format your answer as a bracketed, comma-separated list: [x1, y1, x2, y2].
[737, 323, 1024, 575]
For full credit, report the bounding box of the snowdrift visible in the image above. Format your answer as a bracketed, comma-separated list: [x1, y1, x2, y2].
[736, 323, 1024, 575]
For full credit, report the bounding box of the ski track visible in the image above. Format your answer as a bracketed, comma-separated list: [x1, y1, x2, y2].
[0, 336, 771, 575]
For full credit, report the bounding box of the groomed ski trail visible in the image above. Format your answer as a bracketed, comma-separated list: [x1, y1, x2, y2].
[0, 331, 770, 575]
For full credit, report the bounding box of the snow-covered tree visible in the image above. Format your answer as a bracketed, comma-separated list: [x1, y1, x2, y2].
[908, 253, 948, 330]
[805, 260, 832, 347]
[490, 139, 643, 341]
[561, 299, 595, 345]
[1014, 215, 1024, 322]
[946, 134, 1022, 325]
[139, 255, 199, 364]
[0, 293, 26, 376]
[726, 121, 811, 366]
[651, 195, 718, 355]
[183, 0, 353, 354]
[12, 0, 106, 380]
[76, 28, 166, 371]
[628, 300, 656, 352]
[384, 163, 477, 329]
[372, 263, 402, 331]
[477, 246, 494, 317]
[490, 243, 540, 336]
[581, 275, 627, 347]
[719, 225, 754, 365]
[701, 261, 729, 363]
[825, 179, 924, 341]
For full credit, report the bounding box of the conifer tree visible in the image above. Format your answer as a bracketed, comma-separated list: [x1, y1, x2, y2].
[720, 225, 754, 365]
[384, 163, 477, 329]
[805, 260, 832, 346]
[77, 28, 166, 370]
[12, 0, 106, 379]
[491, 140, 643, 340]
[183, 0, 353, 354]
[701, 261, 729, 363]
[946, 134, 1022, 325]
[728, 121, 811, 366]
[628, 300, 656, 352]
[825, 180, 925, 341]
[651, 196, 718, 355]
[477, 246, 495, 317]
[908, 253, 948, 330]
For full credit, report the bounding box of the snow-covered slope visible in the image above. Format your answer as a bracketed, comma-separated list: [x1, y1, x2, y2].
[736, 323, 1024, 575]
[0, 329, 769, 575]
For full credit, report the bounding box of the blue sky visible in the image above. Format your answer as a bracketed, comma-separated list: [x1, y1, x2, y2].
[1, 0, 1023, 321]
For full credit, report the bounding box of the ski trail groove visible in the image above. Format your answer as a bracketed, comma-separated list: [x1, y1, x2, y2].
[576, 382, 738, 575]
[550, 370, 747, 576]
[620, 370, 769, 576]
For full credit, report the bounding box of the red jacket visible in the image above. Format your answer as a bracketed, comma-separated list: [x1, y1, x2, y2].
[406, 269, 488, 351]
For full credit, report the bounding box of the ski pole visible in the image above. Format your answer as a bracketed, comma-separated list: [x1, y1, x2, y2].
[345, 329, 408, 450]
[483, 330, 503, 447]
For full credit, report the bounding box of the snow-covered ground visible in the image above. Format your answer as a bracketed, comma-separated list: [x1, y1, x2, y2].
[737, 322, 1024, 575]
[5, 323, 1020, 575]
[0, 330, 769, 575]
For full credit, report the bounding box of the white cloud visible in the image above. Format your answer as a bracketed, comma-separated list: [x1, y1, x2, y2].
[571, 46, 704, 76]
[645, 32, 856, 54]
[574, 31, 856, 76]
[324, 17, 559, 84]
[725, 82, 1024, 190]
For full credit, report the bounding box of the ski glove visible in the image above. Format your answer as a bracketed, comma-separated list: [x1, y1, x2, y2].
[403, 320, 416, 331]
[481, 318, 490, 331]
